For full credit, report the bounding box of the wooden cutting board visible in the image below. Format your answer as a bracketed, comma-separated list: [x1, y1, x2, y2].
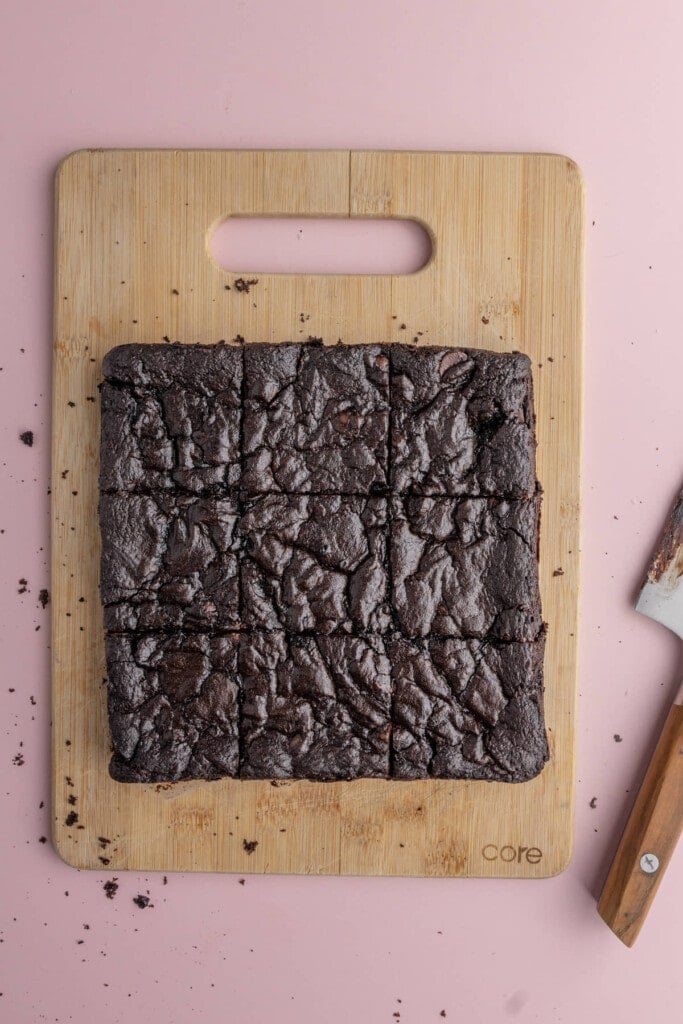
[52, 150, 583, 877]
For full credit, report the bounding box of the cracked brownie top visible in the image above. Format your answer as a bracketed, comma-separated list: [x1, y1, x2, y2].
[242, 342, 390, 494]
[99, 341, 545, 784]
[390, 495, 542, 640]
[100, 343, 242, 494]
[240, 494, 390, 635]
[100, 492, 241, 632]
[390, 635, 548, 781]
[390, 346, 537, 498]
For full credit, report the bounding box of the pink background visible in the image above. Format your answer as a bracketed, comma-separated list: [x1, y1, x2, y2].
[1, 1, 682, 1021]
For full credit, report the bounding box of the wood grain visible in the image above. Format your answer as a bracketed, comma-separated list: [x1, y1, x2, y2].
[52, 150, 584, 877]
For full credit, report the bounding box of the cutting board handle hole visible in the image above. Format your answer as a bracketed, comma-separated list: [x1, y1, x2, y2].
[208, 217, 432, 275]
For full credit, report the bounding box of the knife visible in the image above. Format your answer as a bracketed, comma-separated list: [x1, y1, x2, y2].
[597, 484, 683, 946]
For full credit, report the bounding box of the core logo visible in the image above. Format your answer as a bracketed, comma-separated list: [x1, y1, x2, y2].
[482, 843, 542, 864]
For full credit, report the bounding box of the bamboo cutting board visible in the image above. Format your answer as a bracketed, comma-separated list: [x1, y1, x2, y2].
[52, 150, 583, 877]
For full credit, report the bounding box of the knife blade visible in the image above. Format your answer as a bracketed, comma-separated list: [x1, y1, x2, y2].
[597, 484, 683, 946]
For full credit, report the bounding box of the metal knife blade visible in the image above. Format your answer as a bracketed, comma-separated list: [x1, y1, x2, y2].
[636, 485, 683, 640]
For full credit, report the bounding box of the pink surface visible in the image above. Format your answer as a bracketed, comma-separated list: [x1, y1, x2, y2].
[1, 1, 682, 1021]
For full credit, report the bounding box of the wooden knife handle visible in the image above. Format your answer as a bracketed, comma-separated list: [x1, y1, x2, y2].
[598, 693, 683, 946]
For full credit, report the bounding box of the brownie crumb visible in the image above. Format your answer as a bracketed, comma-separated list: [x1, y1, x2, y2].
[67, 794, 77, 806]
[243, 839, 258, 855]
[38, 836, 47, 844]
[12, 753, 24, 766]
[99, 857, 111, 866]
[171, 288, 179, 295]
[233, 277, 258, 294]
[103, 879, 119, 900]
[133, 895, 152, 909]
[553, 568, 564, 577]
[19, 431, 34, 447]
[440, 1013, 447, 1019]
[39, 800, 44, 809]
[38, 588, 49, 608]
[481, 317, 489, 325]
[162, 876, 168, 885]
[67, 401, 76, 408]
[98, 837, 112, 849]
[17, 578, 28, 594]
[238, 878, 245, 885]
[65, 776, 74, 787]
[614, 734, 623, 743]
[589, 797, 597, 809]
[65, 811, 78, 827]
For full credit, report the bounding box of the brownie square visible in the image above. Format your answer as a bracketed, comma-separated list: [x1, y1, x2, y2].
[240, 494, 390, 634]
[107, 632, 240, 782]
[390, 495, 542, 640]
[100, 493, 240, 632]
[239, 632, 391, 779]
[242, 342, 390, 493]
[390, 345, 536, 497]
[100, 343, 242, 493]
[390, 636, 548, 781]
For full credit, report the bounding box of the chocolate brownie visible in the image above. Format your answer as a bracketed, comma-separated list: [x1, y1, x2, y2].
[390, 636, 548, 781]
[390, 345, 536, 497]
[240, 494, 390, 634]
[390, 495, 542, 640]
[107, 632, 240, 782]
[100, 493, 240, 632]
[98, 340, 546, 785]
[239, 632, 391, 779]
[242, 342, 390, 493]
[100, 344, 242, 493]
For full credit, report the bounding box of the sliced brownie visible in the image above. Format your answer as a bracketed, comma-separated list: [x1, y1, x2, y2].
[390, 636, 548, 781]
[100, 493, 240, 632]
[240, 494, 390, 634]
[239, 632, 391, 779]
[242, 342, 390, 494]
[390, 494, 542, 640]
[390, 345, 536, 498]
[107, 632, 240, 783]
[100, 343, 242, 494]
